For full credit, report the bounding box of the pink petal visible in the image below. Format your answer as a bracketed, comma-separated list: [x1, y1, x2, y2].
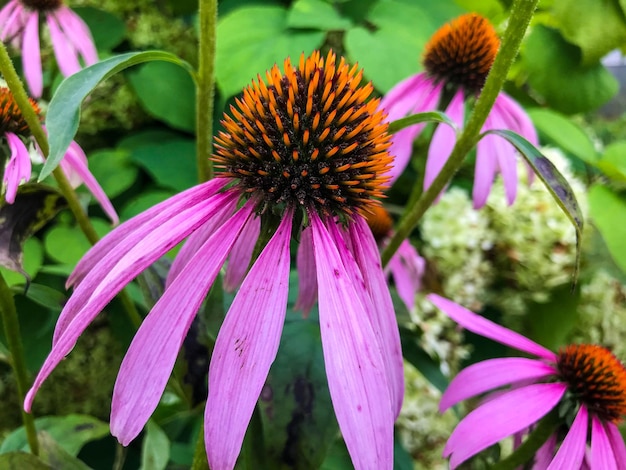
[61, 140, 119, 225]
[223, 214, 260, 292]
[347, 216, 404, 417]
[427, 294, 557, 361]
[310, 212, 394, 469]
[605, 422, 626, 467]
[590, 416, 618, 470]
[423, 90, 464, 191]
[489, 109, 519, 206]
[0, 1, 21, 40]
[473, 115, 499, 209]
[535, 433, 557, 469]
[547, 406, 588, 470]
[205, 211, 293, 469]
[386, 238, 425, 312]
[3, 132, 31, 203]
[440, 357, 558, 412]
[379, 73, 430, 120]
[444, 382, 567, 469]
[495, 93, 538, 145]
[22, 11, 42, 97]
[294, 225, 317, 315]
[110, 203, 255, 445]
[54, 6, 98, 66]
[46, 12, 81, 76]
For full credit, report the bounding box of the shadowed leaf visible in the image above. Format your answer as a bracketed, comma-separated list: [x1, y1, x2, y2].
[388, 111, 458, 135]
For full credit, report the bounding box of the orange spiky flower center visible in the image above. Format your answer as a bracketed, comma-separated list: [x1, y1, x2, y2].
[0, 87, 40, 137]
[423, 13, 500, 94]
[20, 0, 63, 12]
[213, 50, 393, 218]
[557, 344, 626, 423]
[364, 204, 393, 242]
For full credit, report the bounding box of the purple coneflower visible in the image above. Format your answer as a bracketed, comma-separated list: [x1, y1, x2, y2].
[0, 0, 98, 97]
[429, 294, 626, 469]
[0, 86, 117, 223]
[25, 50, 404, 469]
[380, 13, 538, 209]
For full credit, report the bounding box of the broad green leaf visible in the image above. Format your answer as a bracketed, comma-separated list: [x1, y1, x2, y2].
[73, 7, 126, 51]
[588, 184, 626, 273]
[129, 140, 198, 191]
[388, 111, 458, 135]
[140, 421, 170, 470]
[43, 219, 111, 266]
[0, 453, 52, 469]
[0, 238, 43, 287]
[127, 61, 196, 132]
[596, 141, 626, 182]
[13, 283, 66, 312]
[526, 108, 597, 163]
[552, 0, 626, 66]
[87, 149, 138, 198]
[527, 285, 581, 350]
[120, 190, 176, 220]
[287, 0, 352, 30]
[0, 415, 109, 455]
[37, 432, 91, 470]
[215, 6, 325, 98]
[523, 26, 618, 114]
[0, 185, 66, 281]
[42, 51, 196, 180]
[484, 129, 584, 282]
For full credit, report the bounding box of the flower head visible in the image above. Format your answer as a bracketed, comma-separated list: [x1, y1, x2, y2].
[380, 13, 538, 209]
[0, 86, 117, 223]
[429, 294, 626, 469]
[25, 50, 403, 470]
[0, 0, 98, 97]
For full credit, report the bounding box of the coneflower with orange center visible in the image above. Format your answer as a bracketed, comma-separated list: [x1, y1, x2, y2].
[430, 294, 626, 469]
[380, 13, 539, 209]
[25, 50, 404, 470]
[0, 87, 117, 223]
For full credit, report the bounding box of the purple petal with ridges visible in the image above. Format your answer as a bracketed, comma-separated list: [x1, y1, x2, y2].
[55, 6, 98, 65]
[310, 212, 394, 469]
[61, 140, 119, 224]
[489, 108, 519, 206]
[348, 216, 404, 417]
[0, 1, 20, 40]
[440, 357, 557, 411]
[605, 422, 626, 469]
[473, 115, 499, 209]
[496, 93, 538, 145]
[205, 211, 292, 469]
[3, 133, 31, 203]
[223, 214, 260, 292]
[22, 11, 42, 97]
[424, 90, 464, 191]
[428, 294, 557, 361]
[294, 225, 317, 315]
[110, 203, 254, 445]
[68, 179, 229, 287]
[547, 406, 587, 470]
[590, 416, 618, 470]
[387, 238, 425, 312]
[2, 2, 25, 41]
[46, 12, 81, 76]
[379, 73, 429, 119]
[444, 382, 566, 469]
[534, 433, 557, 469]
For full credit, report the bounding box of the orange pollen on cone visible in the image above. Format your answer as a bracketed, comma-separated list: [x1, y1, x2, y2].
[213, 50, 393, 217]
[557, 344, 626, 423]
[0, 87, 40, 136]
[423, 13, 500, 93]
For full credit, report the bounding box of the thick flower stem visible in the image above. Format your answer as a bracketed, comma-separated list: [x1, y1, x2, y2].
[196, 0, 218, 183]
[381, 0, 540, 266]
[0, 273, 40, 455]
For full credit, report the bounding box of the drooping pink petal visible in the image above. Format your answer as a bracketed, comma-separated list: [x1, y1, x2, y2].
[294, 225, 317, 315]
[22, 11, 42, 97]
[46, 12, 81, 76]
[547, 406, 588, 470]
[0, 0, 21, 41]
[223, 214, 261, 292]
[61, 140, 119, 225]
[110, 203, 255, 445]
[386, 238, 425, 312]
[205, 210, 293, 469]
[310, 212, 394, 469]
[54, 6, 98, 66]
[444, 382, 567, 469]
[605, 422, 626, 467]
[440, 357, 557, 411]
[347, 216, 404, 417]
[379, 73, 430, 120]
[423, 90, 464, 191]
[495, 93, 538, 145]
[3, 132, 32, 203]
[428, 294, 557, 361]
[534, 433, 557, 469]
[590, 416, 618, 470]
[68, 178, 230, 287]
[473, 114, 499, 209]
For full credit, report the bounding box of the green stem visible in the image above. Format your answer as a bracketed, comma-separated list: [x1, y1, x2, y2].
[196, 0, 218, 183]
[381, 0, 539, 266]
[0, 273, 39, 455]
[191, 423, 209, 470]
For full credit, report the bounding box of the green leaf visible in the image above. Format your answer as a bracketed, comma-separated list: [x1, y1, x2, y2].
[286, 0, 353, 30]
[215, 6, 325, 98]
[0, 238, 43, 287]
[37, 432, 91, 470]
[139, 421, 170, 470]
[120, 190, 176, 220]
[0, 415, 110, 455]
[388, 111, 458, 135]
[552, 0, 626, 66]
[526, 108, 598, 163]
[73, 7, 126, 51]
[42, 51, 196, 180]
[0, 453, 52, 469]
[596, 141, 626, 182]
[14, 283, 66, 312]
[527, 285, 581, 350]
[127, 61, 196, 132]
[87, 149, 138, 198]
[588, 184, 626, 273]
[523, 25, 618, 114]
[129, 139, 198, 191]
[484, 129, 584, 282]
[43, 219, 111, 266]
[400, 328, 448, 393]
[0, 185, 66, 281]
